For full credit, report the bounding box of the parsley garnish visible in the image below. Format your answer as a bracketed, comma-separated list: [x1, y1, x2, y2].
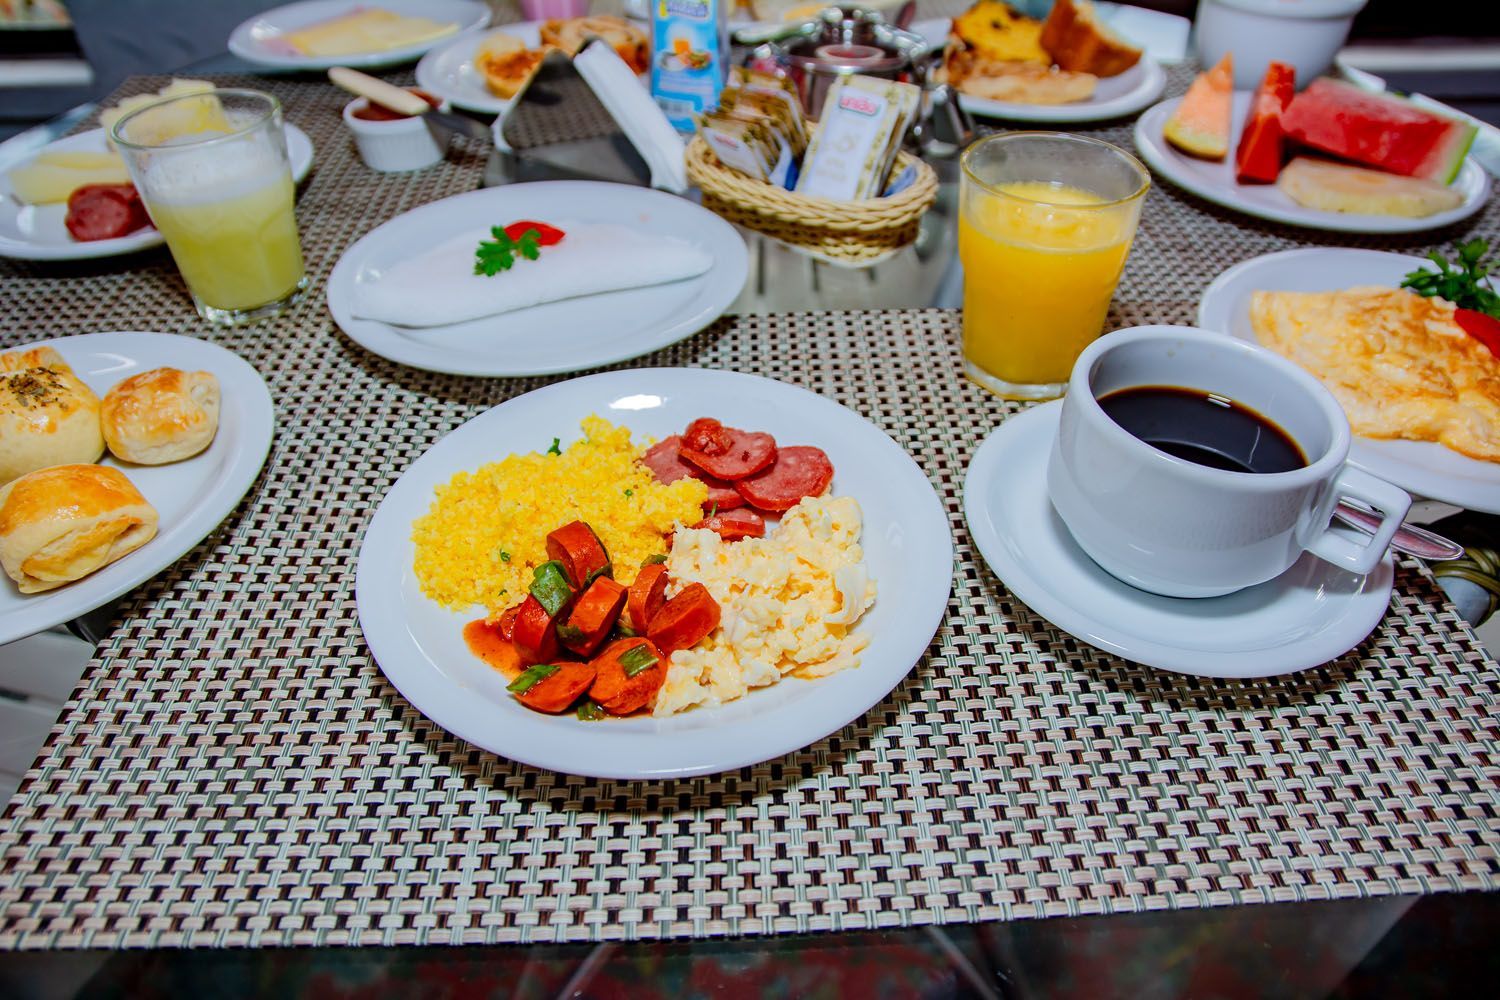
[624, 488, 633, 497]
[1401, 239, 1500, 318]
[500, 550, 511, 563]
[546, 437, 561, 455]
[474, 226, 542, 277]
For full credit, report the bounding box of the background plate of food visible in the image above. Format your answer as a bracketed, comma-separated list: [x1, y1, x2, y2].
[917, 0, 1166, 123]
[355, 368, 953, 780]
[1198, 247, 1500, 514]
[0, 333, 275, 645]
[0, 122, 313, 262]
[1135, 80, 1491, 233]
[416, 16, 649, 116]
[326, 180, 748, 377]
[228, 0, 490, 70]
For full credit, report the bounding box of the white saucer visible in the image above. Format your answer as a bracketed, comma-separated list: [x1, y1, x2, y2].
[962, 401, 1395, 678]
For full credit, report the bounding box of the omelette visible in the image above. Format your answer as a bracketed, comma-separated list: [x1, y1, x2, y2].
[1250, 286, 1500, 462]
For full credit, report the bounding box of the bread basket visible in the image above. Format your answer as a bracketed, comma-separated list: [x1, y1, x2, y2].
[685, 132, 939, 266]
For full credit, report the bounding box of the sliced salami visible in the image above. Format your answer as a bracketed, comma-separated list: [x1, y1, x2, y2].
[65, 183, 150, 242]
[683, 417, 734, 456]
[642, 435, 694, 484]
[735, 445, 834, 512]
[692, 508, 766, 542]
[703, 481, 744, 512]
[681, 428, 777, 481]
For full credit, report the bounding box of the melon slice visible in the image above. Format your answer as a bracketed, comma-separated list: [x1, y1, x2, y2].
[7, 151, 130, 205]
[1277, 156, 1465, 218]
[1281, 78, 1477, 184]
[1163, 54, 1232, 160]
[1234, 61, 1295, 184]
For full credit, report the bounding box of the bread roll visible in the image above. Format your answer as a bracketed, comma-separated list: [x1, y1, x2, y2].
[101, 367, 220, 465]
[0, 346, 105, 487]
[0, 464, 158, 594]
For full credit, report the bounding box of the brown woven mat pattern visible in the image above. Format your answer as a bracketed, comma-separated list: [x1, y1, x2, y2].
[0, 62, 1498, 950]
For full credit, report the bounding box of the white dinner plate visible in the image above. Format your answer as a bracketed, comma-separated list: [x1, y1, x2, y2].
[964, 402, 1395, 678]
[910, 17, 1166, 124]
[0, 333, 275, 645]
[228, 0, 490, 71]
[0, 124, 314, 262]
[1198, 247, 1500, 514]
[1134, 93, 1491, 233]
[356, 368, 954, 779]
[326, 181, 749, 377]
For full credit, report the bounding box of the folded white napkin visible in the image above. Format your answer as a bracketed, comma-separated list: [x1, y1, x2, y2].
[351, 221, 713, 327]
[574, 41, 688, 194]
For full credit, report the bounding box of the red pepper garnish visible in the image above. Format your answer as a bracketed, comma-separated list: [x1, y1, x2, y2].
[503, 221, 565, 246]
[1455, 308, 1500, 361]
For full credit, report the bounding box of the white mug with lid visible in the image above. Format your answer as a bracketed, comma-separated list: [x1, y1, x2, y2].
[1194, 0, 1370, 90]
[1046, 325, 1410, 599]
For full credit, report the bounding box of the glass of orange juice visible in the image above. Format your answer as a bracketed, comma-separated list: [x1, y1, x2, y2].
[113, 89, 307, 327]
[959, 132, 1149, 400]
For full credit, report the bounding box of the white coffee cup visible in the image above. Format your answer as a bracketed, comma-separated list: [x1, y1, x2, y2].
[1046, 326, 1411, 598]
[1194, 0, 1369, 91]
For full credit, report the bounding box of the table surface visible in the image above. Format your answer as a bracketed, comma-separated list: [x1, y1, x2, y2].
[1, 1, 1498, 991]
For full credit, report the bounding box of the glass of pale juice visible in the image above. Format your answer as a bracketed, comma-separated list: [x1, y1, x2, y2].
[958, 132, 1149, 400]
[112, 89, 307, 326]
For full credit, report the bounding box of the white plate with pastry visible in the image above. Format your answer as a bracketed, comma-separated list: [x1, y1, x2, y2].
[1198, 248, 1500, 514]
[1134, 93, 1491, 233]
[0, 333, 275, 644]
[228, 0, 490, 71]
[0, 124, 314, 262]
[326, 180, 748, 377]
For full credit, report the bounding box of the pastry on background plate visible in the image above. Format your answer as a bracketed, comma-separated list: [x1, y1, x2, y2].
[474, 31, 547, 99]
[540, 16, 648, 74]
[102, 367, 221, 465]
[0, 464, 158, 594]
[1041, 0, 1142, 77]
[0, 346, 104, 487]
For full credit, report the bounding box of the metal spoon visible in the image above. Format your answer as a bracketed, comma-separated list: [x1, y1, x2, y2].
[1333, 501, 1464, 561]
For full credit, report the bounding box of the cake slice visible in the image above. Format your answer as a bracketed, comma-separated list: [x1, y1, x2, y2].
[1040, 0, 1142, 77]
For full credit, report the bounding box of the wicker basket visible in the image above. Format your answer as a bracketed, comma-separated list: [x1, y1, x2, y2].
[686, 133, 939, 266]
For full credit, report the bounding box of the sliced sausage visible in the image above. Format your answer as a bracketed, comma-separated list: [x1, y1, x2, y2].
[691, 508, 766, 542]
[515, 661, 596, 714]
[627, 562, 669, 634]
[681, 428, 777, 481]
[734, 445, 834, 512]
[65, 183, 150, 242]
[702, 479, 744, 512]
[546, 520, 610, 589]
[683, 417, 734, 456]
[558, 576, 628, 657]
[589, 638, 666, 716]
[642, 435, 694, 484]
[647, 582, 721, 653]
[510, 594, 559, 665]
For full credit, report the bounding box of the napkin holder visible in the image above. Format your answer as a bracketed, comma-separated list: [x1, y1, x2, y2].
[486, 42, 688, 193]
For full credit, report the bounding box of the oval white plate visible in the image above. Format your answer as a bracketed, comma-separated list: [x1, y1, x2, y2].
[0, 333, 275, 645]
[326, 181, 749, 377]
[0, 124, 314, 262]
[1134, 92, 1491, 233]
[910, 17, 1166, 124]
[228, 0, 490, 71]
[964, 402, 1394, 678]
[1198, 247, 1500, 513]
[356, 368, 953, 779]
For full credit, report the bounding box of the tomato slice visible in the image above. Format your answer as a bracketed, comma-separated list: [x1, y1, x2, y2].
[503, 220, 565, 245]
[1456, 308, 1500, 360]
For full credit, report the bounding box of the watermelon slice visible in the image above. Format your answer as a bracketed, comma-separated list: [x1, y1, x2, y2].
[1234, 61, 1295, 184]
[1163, 54, 1232, 161]
[1281, 78, 1477, 184]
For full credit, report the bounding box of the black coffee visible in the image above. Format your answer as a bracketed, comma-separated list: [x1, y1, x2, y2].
[1097, 385, 1308, 474]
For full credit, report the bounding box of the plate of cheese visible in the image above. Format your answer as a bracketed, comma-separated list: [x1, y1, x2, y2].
[1199, 248, 1500, 514]
[228, 0, 490, 70]
[355, 368, 953, 779]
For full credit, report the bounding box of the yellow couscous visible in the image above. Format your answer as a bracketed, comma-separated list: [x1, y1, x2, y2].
[412, 416, 707, 616]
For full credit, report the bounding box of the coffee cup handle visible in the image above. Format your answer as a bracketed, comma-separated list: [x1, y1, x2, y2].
[1305, 467, 1412, 575]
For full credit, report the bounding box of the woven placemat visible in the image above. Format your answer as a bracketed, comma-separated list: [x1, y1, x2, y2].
[0, 61, 1497, 950]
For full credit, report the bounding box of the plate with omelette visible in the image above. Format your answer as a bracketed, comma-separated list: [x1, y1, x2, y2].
[228, 0, 490, 70]
[1199, 247, 1500, 514]
[355, 368, 952, 780]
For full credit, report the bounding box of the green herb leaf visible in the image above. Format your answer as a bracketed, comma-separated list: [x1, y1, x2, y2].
[616, 620, 638, 638]
[642, 553, 668, 566]
[576, 700, 607, 721]
[619, 643, 659, 677]
[507, 662, 560, 694]
[624, 488, 633, 497]
[556, 622, 586, 645]
[1401, 239, 1500, 317]
[500, 550, 511, 563]
[546, 437, 562, 456]
[518, 230, 541, 260]
[529, 560, 574, 618]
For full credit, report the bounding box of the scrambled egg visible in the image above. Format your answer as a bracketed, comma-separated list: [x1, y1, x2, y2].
[412, 416, 707, 615]
[656, 494, 877, 716]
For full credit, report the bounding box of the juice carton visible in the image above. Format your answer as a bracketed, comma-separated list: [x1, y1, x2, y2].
[650, 0, 729, 132]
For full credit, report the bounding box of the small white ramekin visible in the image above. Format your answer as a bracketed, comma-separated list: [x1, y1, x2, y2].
[342, 95, 448, 173]
[1194, 0, 1369, 91]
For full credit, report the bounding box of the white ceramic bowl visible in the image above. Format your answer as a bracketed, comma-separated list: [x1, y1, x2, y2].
[1194, 0, 1369, 90]
[342, 95, 449, 172]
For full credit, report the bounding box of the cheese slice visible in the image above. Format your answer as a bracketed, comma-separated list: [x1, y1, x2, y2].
[7, 152, 130, 205]
[282, 9, 457, 57]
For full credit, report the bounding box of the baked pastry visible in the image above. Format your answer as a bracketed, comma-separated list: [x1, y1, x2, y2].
[1041, 0, 1142, 77]
[0, 345, 104, 487]
[944, 49, 1097, 104]
[539, 16, 649, 74]
[950, 2, 1049, 65]
[101, 367, 220, 465]
[1251, 286, 1500, 462]
[0, 464, 158, 594]
[474, 31, 546, 99]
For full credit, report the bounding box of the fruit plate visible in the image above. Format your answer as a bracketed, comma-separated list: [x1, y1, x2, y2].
[1198, 247, 1500, 514]
[1134, 92, 1491, 233]
[355, 368, 954, 779]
